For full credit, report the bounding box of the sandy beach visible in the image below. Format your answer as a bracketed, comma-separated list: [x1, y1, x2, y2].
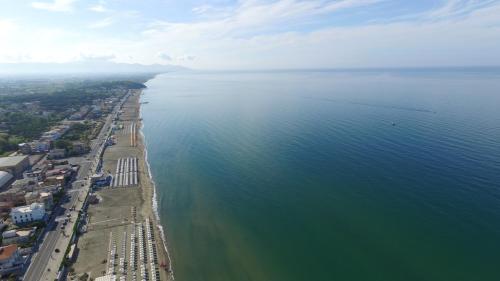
[71, 89, 173, 280]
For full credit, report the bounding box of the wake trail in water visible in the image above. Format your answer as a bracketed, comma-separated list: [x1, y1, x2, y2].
[299, 96, 437, 114]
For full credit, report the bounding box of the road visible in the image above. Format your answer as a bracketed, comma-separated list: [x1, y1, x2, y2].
[22, 92, 129, 281]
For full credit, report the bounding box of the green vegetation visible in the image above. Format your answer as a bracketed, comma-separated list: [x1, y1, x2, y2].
[0, 133, 24, 156]
[1, 112, 58, 138]
[53, 189, 65, 205]
[61, 123, 93, 142]
[0, 77, 149, 155]
[0, 80, 144, 110]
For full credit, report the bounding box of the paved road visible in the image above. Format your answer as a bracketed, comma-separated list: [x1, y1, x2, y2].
[22, 92, 129, 281]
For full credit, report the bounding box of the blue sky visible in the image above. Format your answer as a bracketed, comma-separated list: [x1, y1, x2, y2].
[0, 0, 500, 69]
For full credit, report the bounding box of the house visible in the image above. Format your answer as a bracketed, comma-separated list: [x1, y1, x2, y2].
[0, 188, 27, 206]
[0, 156, 30, 179]
[2, 227, 36, 245]
[24, 192, 39, 205]
[48, 149, 66, 160]
[25, 166, 47, 181]
[0, 202, 14, 217]
[40, 129, 61, 142]
[39, 192, 53, 210]
[0, 171, 14, 191]
[44, 175, 66, 187]
[0, 245, 24, 276]
[10, 203, 45, 225]
[11, 178, 39, 192]
[18, 143, 32, 155]
[24, 191, 53, 210]
[29, 141, 50, 153]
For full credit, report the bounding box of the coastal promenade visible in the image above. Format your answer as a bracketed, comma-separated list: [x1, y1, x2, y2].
[71, 90, 173, 280]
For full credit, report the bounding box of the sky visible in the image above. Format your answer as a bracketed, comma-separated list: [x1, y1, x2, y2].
[0, 0, 500, 69]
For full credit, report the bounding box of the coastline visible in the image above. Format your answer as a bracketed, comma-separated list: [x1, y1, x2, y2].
[70, 87, 174, 280]
[138, 84, 175, 278]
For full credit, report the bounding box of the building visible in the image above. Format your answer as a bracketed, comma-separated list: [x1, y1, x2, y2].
[0, 245, 24, 276]
[11, 178, 39, 192]
[0, 188, 26, 206]
[39, 192, 53, 210]
[2, 227, 36, 245]
[24, 191, 53, 210]
[25, 166, 47, 181]
[18, 143, 32, 155]
[48, 149, 66, 160]
[29, 141, 50, 153]
[0, 171, 14, 191]
[0, 156, 30, 179]
[10, 203, 45, 225]
[0, 202, 14, 217]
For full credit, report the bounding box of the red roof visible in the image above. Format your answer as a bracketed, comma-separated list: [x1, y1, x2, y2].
[0, 245, 17, 261]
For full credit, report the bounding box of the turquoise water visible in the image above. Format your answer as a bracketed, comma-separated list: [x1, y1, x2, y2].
[141, 70, 500, 281]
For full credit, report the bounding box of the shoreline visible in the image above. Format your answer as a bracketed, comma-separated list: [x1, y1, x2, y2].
[70, 86, 174, 281]
[138, 84, 175, 278]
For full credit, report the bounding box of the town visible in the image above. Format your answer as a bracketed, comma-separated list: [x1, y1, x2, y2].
[0, 76, 158, 280]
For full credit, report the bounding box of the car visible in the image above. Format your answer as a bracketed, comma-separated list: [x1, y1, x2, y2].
[60, 225, 65, 229]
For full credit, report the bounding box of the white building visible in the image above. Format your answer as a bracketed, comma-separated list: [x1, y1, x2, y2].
[10, 203, 45, 225]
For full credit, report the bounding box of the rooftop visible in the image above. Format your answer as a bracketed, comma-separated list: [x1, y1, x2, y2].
[0, 245, 17, 261]
[12, 203, 44, 213]
[0, 156, 28, 167]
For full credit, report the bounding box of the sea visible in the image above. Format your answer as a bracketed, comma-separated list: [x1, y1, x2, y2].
[140, 69, 500, 281]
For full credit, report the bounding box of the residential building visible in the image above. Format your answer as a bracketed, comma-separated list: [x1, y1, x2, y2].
[0, 202, 14, 217]
[25, 167, 47, 181]
[0, 188, 26, 206]
[0, 171, 13, 191]
[24, 191, 53, 210]
[0, 156, 30, 179]
[11, 178, 39, 192]
[10, 203, 45, 225]
[29, 141, 50, 153]
[0, 245, 24, 276]
[48, 148, 66, 160]
[18, 143, 32, 155]
[2, 227, 36, 245]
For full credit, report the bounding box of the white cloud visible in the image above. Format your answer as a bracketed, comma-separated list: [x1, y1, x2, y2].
[3, 0, 500, 69]
[0, 19, 17, 36]
[177, 55, 196, 61]
[89, 0, 111, 13]
[132, 0, 500, 69]
[78, 53, 116, 61]
[88, 17, 114, 28]
[31, 0, 78, 12]
[89, 4, 108, 13]
[157, 52, 172, 61]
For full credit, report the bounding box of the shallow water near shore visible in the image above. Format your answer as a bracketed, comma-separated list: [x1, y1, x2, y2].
[141, 70, 500, 281]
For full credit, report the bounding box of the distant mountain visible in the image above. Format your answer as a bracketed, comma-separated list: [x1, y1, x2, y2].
[0, 61, 188, 75]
